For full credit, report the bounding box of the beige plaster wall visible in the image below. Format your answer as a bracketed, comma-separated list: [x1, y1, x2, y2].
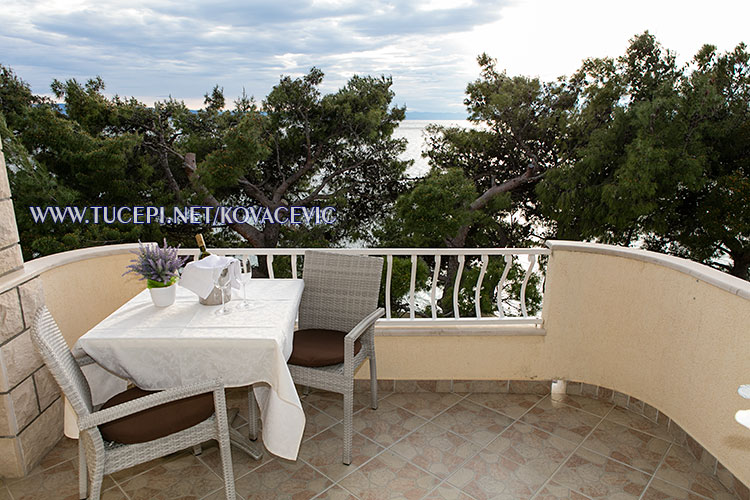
[40, 253, 143, 347]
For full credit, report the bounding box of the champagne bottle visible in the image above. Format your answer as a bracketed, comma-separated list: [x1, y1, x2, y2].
[195, 234, 211, 260]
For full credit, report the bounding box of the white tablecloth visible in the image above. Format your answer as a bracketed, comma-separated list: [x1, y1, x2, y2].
[73, 278, 305, 460]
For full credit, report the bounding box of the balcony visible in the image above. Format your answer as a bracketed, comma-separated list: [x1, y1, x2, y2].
[0, 241, 749, 499]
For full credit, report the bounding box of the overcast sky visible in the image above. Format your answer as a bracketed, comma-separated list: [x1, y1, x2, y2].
[2, 0, 749, 116]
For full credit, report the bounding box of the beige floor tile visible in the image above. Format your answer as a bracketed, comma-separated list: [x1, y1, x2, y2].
[467, 393, 543, 419]
[551, 448, 651, 499]
[38, 436, 78, 470]
[655, 446, 737, 500]
[642, 479, 712, 500]
[549, 394, 614, 418]
[386, 392, 463, 419]
[521, 398, 602, 444]
[432, 400, 514, 446]
[302, 390, 370, 421]
[298, 424, 383, 482]
[486, 422, 577, 478]
[447, 451, 549, 500]
[118, 453, 224, 500]
[390, 423, 480, 479]
[202, 487, 243, 500]
[101, 486, 130, 500]
[423, 482, 475, 499]
[7, 460, 81, 500]
[197, 439, 271, 481]
[314, 484, 359, 499]
[353, 398, 428, 447]
[605, 407, 672, 442]
[533, 481, 592, 500]
[338, 450, 440, 500]
[302, 402, 339, 441]
[581, 419, 670, 474]
[235, 457, 331, 500]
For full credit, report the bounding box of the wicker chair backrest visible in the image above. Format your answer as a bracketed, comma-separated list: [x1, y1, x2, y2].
[31, 306, 94, 417]
[298, 251, 383, 333]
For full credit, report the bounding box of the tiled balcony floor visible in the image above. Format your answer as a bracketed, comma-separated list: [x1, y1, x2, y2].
[0, 390, 739, 500]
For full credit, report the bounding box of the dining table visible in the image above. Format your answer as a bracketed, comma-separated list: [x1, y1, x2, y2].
[73, 277, 306, 461]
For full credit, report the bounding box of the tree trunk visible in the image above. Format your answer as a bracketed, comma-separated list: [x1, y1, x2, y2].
[729, 250, 750, 281]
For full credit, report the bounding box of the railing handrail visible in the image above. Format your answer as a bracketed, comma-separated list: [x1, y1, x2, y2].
[177, 247, 550, 256]
[178, 247, 548, 324]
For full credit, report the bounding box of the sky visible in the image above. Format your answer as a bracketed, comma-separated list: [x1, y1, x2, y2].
[2, 0, 749, 117]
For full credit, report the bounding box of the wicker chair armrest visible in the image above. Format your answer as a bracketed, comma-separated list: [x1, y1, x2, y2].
[74, 354, 97, 367]
[78, 379, 223, 431]
[344, 308, 384, 344]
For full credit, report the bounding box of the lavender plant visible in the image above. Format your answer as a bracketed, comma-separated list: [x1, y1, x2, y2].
[123, 240, 187, 288]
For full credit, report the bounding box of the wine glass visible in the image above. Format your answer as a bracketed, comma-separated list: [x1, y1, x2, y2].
[214, 266, 233, 316]
[236, 270, 253, 310]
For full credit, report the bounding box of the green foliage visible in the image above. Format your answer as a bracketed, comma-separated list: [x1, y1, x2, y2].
[1, 66, 410, 258]
[538, 33, 750, 278]
[380, 169, 479, 247]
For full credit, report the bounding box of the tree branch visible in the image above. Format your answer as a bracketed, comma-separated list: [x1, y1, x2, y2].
[273, 143, 323, 203]
[470, 167, 544, 212]
[183, 153, 264, 247]
[238, 177, 273, 207]
[297, 160, 365, 206]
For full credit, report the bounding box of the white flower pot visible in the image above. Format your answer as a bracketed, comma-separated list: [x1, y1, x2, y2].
[149, 283, 177, 307]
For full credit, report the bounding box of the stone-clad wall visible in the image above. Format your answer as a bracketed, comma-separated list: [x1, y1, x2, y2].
[0, 141, 62, 477]
[0, 146, 23, 278]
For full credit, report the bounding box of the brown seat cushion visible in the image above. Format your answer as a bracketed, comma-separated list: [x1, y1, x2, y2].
[288, 329, 362, 367]
[98, 387, 214, 444]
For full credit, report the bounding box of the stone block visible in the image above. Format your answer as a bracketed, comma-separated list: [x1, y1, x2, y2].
[0, 244, 23, 277]
[0, 330, 43, 392]
[19, 397, 62, 473]
[509, 380, 551, 395]
[354, 379, 394, 393]
[565, 381, 582, 395]
[10, 377, 38, 433]
[643, 402, 659, 422]
[667, 418, 688, 446]
[735, 476, 750, 500]
[0, 392, 13, 435]
[581, 383, 598, 398]
[597, 387, 614, 402]
[391, 380, 452, 393]
[18, 278, 44, 330]
[716, 461, 734, 492]
[0, 199, 19, 249]
[0, 437, 23, 477]
[0, 151, 9, 200]
[0, 288, 23, 343]
[628, 396, 644, 413]
[613, 391, 629, 408]
[33, 366, 60, 410]
[434, 380, 452, 393]
[453, 380, 509, 393]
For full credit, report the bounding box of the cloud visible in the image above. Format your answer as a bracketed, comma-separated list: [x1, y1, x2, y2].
[0, 0, 512, 113]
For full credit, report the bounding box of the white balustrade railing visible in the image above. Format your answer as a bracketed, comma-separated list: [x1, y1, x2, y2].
[178, 248, 550, 326]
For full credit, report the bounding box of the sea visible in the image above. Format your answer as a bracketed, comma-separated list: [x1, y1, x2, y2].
[393, 119, 472, 177]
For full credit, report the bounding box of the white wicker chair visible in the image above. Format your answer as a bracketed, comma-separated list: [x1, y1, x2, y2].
[31, 306, 236, 500]
[248, 250, 384, 465]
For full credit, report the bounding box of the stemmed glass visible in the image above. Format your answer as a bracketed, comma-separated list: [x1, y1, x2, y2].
[214, 266, 233, 316]
[236, 269, 252, 310]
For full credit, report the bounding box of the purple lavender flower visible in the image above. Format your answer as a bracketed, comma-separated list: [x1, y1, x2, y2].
[123, 239, 187, 287]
